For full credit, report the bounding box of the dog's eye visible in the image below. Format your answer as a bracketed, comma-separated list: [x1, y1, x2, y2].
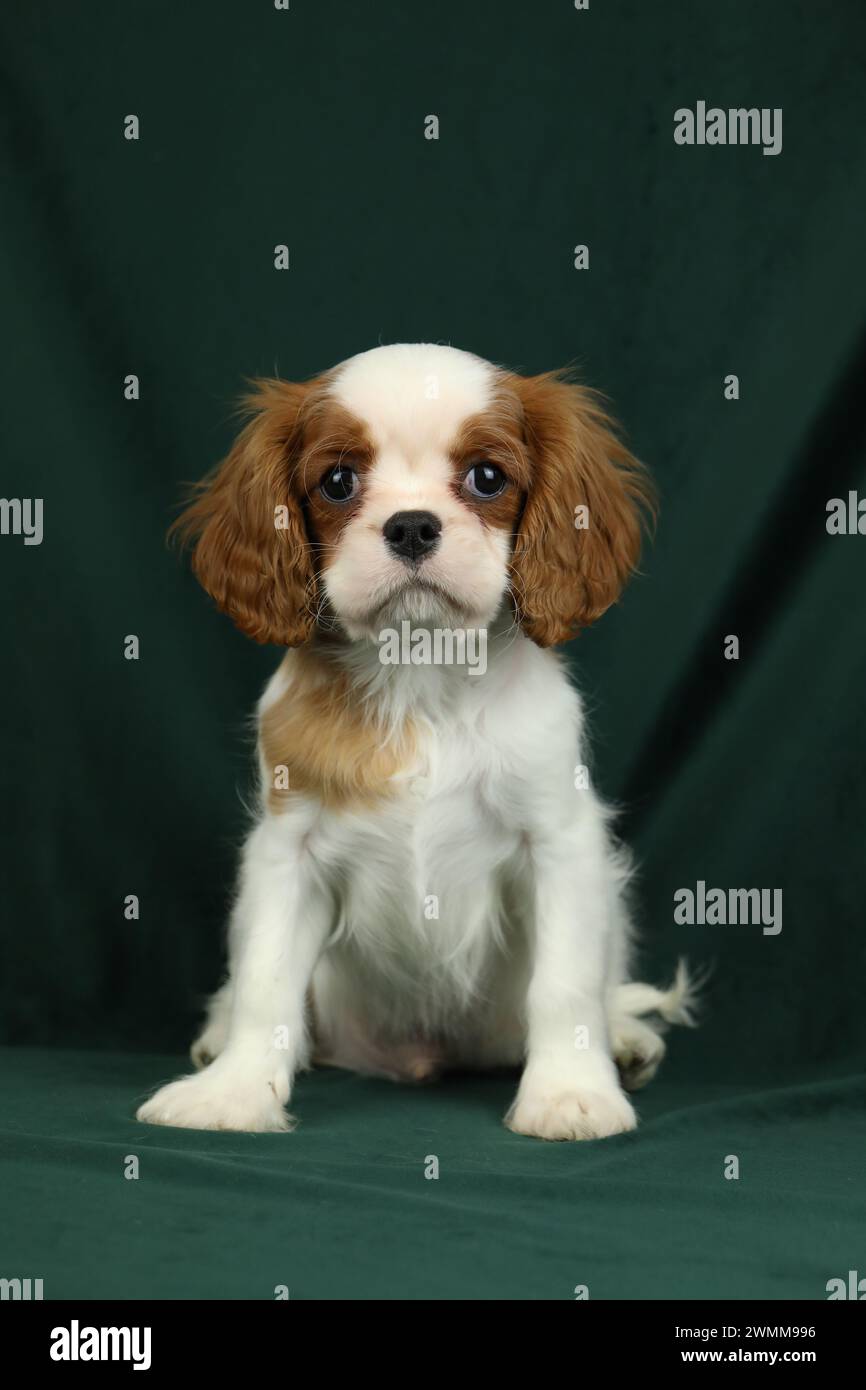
[320, 466, 360, 503]
[464, 463, 506, 499]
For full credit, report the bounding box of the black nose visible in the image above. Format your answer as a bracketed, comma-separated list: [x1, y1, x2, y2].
[382, 510, 442, 562]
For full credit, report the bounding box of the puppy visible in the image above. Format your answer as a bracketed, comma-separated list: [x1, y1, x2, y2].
[137, 343, 693, 1140]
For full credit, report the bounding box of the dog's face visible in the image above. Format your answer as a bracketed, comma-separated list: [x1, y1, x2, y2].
[311, 346, 526, 638]
[175, 344, 653, 647]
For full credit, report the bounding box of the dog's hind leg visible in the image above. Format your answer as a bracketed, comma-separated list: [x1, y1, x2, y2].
[190, 980, 233, 1069]
[609, 960, 698, 1091]
[611, 1013, 667, 1091]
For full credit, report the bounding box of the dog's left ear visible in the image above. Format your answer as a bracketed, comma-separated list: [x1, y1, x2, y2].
[508, 372, 655, 647]
[169, 378, 319, 646]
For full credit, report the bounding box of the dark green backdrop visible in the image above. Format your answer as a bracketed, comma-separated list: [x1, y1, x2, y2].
[1, 1, 864, 1300]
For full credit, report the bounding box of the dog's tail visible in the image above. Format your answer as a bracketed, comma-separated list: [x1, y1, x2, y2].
[613, 958, 705, 1028]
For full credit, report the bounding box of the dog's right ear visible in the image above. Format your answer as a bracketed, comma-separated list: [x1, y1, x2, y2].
[171, 379, 318, 646]
[508, 372, 655, 646]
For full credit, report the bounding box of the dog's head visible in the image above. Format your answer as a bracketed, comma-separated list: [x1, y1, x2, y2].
[173, 344, 654, 647]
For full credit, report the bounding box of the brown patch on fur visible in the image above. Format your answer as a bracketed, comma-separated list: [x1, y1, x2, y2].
[502, 371, 656, 646]
[298, 401, 376, 568]
[449, 391, 530, 534]
[260, 645, 416, 811]
[170, 377, 374, 646]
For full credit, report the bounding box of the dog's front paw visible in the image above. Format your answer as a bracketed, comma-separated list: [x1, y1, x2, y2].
[136, 1065, 292, 1133]
[506, 1083, 636, 1141]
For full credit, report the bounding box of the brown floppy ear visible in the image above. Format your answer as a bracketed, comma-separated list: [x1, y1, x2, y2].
[170, 379, 318, 646]
[508, 372, 655, 647]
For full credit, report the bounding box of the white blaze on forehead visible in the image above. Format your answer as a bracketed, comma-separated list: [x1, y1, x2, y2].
[329, 344, 495, 456]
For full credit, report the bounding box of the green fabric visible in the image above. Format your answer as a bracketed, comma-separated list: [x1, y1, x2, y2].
[2, 1048, 864, 1300]
[2, 1, 865, 1298]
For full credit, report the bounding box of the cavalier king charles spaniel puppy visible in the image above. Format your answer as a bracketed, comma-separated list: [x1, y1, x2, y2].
[137, 343, 693, 1140]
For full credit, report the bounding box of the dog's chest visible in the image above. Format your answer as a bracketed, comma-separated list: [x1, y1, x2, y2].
[311, 726, 525, 971]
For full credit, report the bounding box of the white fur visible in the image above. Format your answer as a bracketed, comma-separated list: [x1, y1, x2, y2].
[324, 346, 509, 637]
[137, 345, 692, 1140]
